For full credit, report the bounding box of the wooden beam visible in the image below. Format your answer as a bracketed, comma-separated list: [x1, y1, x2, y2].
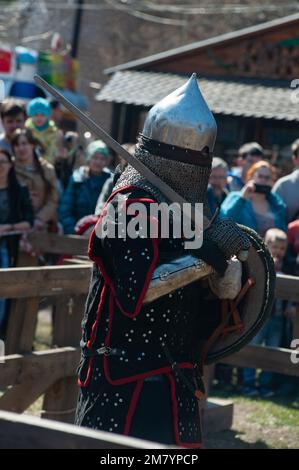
[52, 295, 85, 347]
[0, 374, 59, 414]
[220, 345, 299, 376]
[42, 376, 78, 423]
[0, 347, 80, 389]
[0, 411, 168, 449]
[203, 398, 233, 436]
[28, 232, 88, 256]
[5, 297, 40, 354]
[0, 265, 298, 302]
[44, 295, 86, 423]
[0, 265, 91, 298]
[275, 273, 299, 302]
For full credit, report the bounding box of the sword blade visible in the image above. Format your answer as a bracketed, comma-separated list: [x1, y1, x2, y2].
[34, 75, 207, 227]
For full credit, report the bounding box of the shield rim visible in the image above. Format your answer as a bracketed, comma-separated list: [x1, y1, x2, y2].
[205, 225, 276, 364]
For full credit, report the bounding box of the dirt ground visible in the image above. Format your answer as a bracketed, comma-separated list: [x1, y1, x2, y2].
[205, 392, 299, 449]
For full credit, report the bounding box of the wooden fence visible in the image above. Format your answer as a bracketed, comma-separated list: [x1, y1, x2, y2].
[0, 233, 298, 447]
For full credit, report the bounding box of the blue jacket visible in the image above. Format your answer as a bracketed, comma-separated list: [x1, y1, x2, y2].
[59, 166, 112, 234]
[220, 191, 287, 233]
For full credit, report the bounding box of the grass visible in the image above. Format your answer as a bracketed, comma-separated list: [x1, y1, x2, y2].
[205, 389, 299, 449]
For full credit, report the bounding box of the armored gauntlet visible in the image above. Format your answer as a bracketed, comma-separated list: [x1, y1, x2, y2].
[205, 217, 251, 259]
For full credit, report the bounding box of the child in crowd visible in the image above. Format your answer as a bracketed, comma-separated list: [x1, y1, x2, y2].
[25, 97, 63, 165]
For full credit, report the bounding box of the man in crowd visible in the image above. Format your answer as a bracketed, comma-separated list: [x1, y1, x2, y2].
[228, 142, 264, 191]
[207, 157, 229, 215]
[0, 98, 26, 154]
[272, 138, 299, 223]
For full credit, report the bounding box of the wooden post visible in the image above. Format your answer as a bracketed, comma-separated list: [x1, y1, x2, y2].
[5, 297, 40, 355]
[42, 294, 86, 423]
[293, 304, 299, 343]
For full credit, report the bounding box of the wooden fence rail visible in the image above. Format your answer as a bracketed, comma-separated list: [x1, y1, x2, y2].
[0, 233, 298, 443]
[0, 411, 167, 449]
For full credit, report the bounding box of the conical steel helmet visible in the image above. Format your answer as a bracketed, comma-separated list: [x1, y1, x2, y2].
[142, 73, 217, 153]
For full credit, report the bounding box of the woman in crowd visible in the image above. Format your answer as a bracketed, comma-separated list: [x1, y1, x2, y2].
[220, 160, 287, 237]
[11, 128, 59, 232]
[55, 131, 86, 191]
[59, 140, 112, 234]
[0, 148, 33, 331]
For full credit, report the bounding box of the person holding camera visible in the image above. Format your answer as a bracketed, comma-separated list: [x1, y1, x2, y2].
[220, 161, 287, 237]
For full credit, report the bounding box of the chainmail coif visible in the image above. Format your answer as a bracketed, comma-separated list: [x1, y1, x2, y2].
[114, 145, 250, 259]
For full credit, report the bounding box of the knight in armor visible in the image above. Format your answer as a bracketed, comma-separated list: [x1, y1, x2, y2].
[75, 75, 275, 447]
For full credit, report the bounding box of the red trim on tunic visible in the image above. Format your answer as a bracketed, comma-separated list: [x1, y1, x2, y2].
[124, 379, 144, 436]
[78, 357, 94, 388]
[87, 284, 107, 349]
[88, 186, 160, 318]
[167, 372, 202, 449]
[78, 284, 108, 387]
